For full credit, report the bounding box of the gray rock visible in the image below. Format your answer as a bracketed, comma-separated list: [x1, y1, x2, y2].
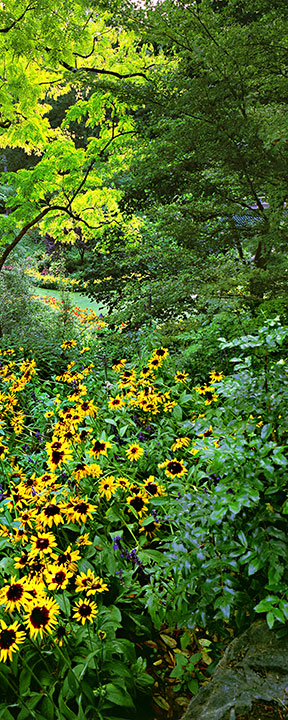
[181, 621, 288, 720]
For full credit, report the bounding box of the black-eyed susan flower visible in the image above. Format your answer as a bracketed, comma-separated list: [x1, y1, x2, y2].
[152, 347, 169, 360]
[108, 395, 125, 410]
[17, 508, 38, 529]
[174, 371, 189, 383]
[163, 400, 177, 412]
[148, 356, 162, 370]
[72, 599, 98, 625]
[13, 550, 31, 570]
[77, 399, 98, 417]
[61, 340, 77, 349]
[12, 527, 29, 545]
[78, 428, 92, 443]
[45, 567, 73, 591]
[30, 531, 57, 557]
[98, 475, 117, 500]
[38, 502, 65, 529]
[171, 437, 191, 452]
[126, 443, 144, 462]
[197, 426, 213, 438]
[162, 458, 188, 479]
[76, 533, 92, 547]
[88, 439, 112, 459]
[112, 359, 126, 371]
[139, 517, 160, 539]
[127, 492, 149, 518]
[86, 576, 109, 595]
[54, 545, 80, 573]
[118, 369, 137, 388]
[54, 624, 70, 646]
[0, 442, 8, 460]
[46, 439, 73, 470]
[24, 597, 60, 639]
[0, 620, 26, 662]
[75, 568, 96, 593]
[115, 476, 130, 491]
[64, 496, 97, 524]
[0, 576, 31, 612]
[209, 371, 223, 382]
[143, 477, 166, 497]
[139, 366, 154, 379]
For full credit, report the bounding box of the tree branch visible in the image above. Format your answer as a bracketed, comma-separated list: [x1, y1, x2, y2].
[0, 3, 36, 33]
[58, 57, 152, 82]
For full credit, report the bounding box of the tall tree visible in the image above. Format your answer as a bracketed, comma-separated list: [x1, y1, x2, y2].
[108, 0, 288, 301]
[0, 1, 162, 268]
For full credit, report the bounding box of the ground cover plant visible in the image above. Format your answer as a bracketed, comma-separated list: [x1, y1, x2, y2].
[0, 310, 287, 719]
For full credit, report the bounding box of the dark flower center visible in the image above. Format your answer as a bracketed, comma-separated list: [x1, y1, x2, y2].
[75, 463, 86, 472]
[92, 441, 105, 453]
[36, 538, 49, 549]
[145, 482, 158, 495]
[80, 431, 89, 441]
[58, 552, 71, 565]
[130, 497, 145, 512]
[30, 606, 50, 628]
[7, 584, 24, 601]
[44, 504, 60, 517]
[53, 571, 66, 585]
[51, 442, 62, 450]
[79, 604, 92, 617]
[0, 628, 16, 649]
[167, 461, 183, 474]
[51, 450, 64, 465]
[74, 502, 88, 514]
[81, 403, 89, 411]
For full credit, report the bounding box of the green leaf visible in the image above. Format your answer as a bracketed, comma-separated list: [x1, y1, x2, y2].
[173, 405, 183, 421]
[266, 611, 275, 629]
[104, 683, 135, 708]
[248, 557, 262, 575]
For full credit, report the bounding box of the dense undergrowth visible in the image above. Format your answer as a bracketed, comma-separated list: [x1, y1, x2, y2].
[0, 283, 287, 719]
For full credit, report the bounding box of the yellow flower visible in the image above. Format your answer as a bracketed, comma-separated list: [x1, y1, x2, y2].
[88, 439, 112, 459]
[64, 496, 97, 524]
[0, 620, 26, 662]
[112, 359, 127, 371]
[108, 394, 125, 410]
[61, 340, 77, 349]
[0, 576, 31, 612]
[98, 475, 117, 500]
[45, 567, 73, 591]
[72, 599, 98, 625]
[209, 371, 224, 382]
[127, 492, 149, 518]
[30, 531, 57, 557]
[126, 443, 144, 462]
[174, 371, 189, 383]
[171, 437, 191, 451]
[24, 597, 60, 639]
[76, 533, 92, 547]
[162, 459, 188, 478]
